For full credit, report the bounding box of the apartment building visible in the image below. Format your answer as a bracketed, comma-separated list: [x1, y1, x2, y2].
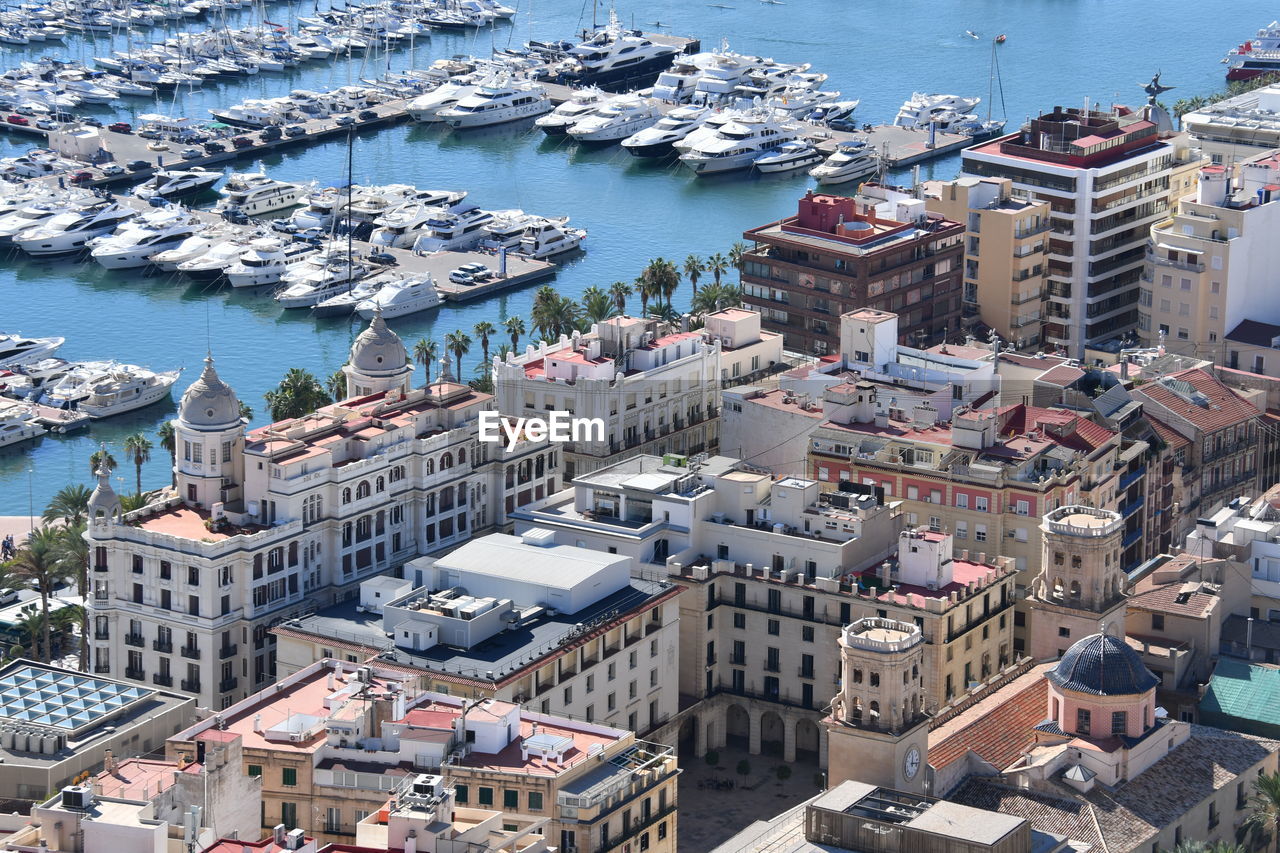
[962, 105, 1186, 355]
[493, 314, 723, 480]
[168, 659, 678, 853]
[739, 186, 965, 355]
[1141, 153, 1280, 355]
[1183, 488, 1280, 621]
[702, 307, 785, 385]
[721, 308, 998, 479]
[86, 314, 554, 711]
[1182, 84, 1280, 165]
[923, 176, 1053, 351]
[273, 531, 682, 737]
[1130, 367, 1263, 526]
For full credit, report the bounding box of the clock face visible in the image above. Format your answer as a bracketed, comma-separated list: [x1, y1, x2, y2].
[903, 745, 921, 780]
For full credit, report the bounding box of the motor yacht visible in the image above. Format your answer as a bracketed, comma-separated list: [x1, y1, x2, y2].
[176, 235, 256, 278]
[0, 402, 45, 449]
[753, 139, 822, 173]
[213, 172, 310, 217]
[289, 184, 358, 231]
[678, 111, 803, 175]
[75, 365, 182, 419]
[149, 227, 234, 271]
[808, 139, 878, 185]
[552, 12, 679, 89]
[0, 333, 64, 367]
[15, 201, 136, 255]
[89, 209, 200, 269]
[534, 87, 608, 135]
[0, 357, 73, 399]
[621, 104, 711, 157]
[0, 193, 88, 244]
[893, 93, 982, 130]
[369, 193, 469, 249]
[226, 238, 315, 288]
[276, 245, 369, 308]
[518, 217, 586, 259]
[132, 167, 220, 200]
[566, 95, 660, 143]
[346, 184, 427, 225]
[355, 272, 441, 319]
[439, 77, 553, 128]
[406, 78, 482, 122]
[313, 275, 385, 317]
[805, 100, 860, 130]
[671, 111, 738, 154]
[411, 206, 494, 253]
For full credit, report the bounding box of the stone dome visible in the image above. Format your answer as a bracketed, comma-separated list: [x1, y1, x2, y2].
[1047, 633, 1158, 697]
[87, 460, 120, 521]
[179, 355, 241, 430]
[349, 307, 408, 376]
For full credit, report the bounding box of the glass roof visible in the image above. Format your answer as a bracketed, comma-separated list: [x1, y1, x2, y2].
[0, 666, 153, 731]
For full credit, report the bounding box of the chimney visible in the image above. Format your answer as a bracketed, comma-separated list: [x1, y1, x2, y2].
[253, 714, 263, 733]
[104, 749, 115, 773]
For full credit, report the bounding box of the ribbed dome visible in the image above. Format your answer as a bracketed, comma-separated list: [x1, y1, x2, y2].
[178, 355, 241, 430]
[87, 459, 120, 520]
[1047, 633, 1158, 697]
[349, 307, 408, 375]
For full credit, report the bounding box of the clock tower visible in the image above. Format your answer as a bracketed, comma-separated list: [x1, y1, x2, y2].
[825, 616, 930, 793]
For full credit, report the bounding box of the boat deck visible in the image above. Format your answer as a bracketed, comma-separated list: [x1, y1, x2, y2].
[27, 404, 90, 432]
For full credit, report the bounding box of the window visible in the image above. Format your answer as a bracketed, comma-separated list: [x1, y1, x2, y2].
[733, 612, 745, 629]
[1111, 711, 1127, 735]
[802, 626, 814, 643]
[280, 802, 296, 829]
[767, 619, 780, 636]
[975, 524, 987, 542]
[528, 791, 543, 811]
[1076, 708, 1091, 735]
[282, 767, 297, 787]
[975, 496, 989, 512]
[956, 493, 969, 509]
[478, 787, 493, 806]
[504, 789, 518, 809]
[455, 785, 468, 804]
[1058, 627, 1070, 638]
[1151, 613, 1165, 631]
[247, 765, 262, 777]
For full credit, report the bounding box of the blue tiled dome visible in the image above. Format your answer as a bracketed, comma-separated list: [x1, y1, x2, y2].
[1047, 633, 1158, 696]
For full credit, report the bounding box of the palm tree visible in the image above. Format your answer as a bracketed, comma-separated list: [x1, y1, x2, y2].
[120, 493, 154, 513]
[122, 433, 153, 496]
[532, 286, 572, 342]
[10, 526, 61, 663]
[648, 301, 679, 323]
[706, 252, 729, 287]
[88, 447, 116, 479]
[691, 283, 742, 317]
[413, 338, 438, 385]
[238, 401, 253, 422]
[157, 421, 176, 487]
[503, 316, 525, 354]
[264, 368, 333, 421]
[609, 281, 632, 316]
[640, 257, 680, 306]
[42, 485, 90, 527]
[635, 273, 655, 318]
[683, 255, 705, 293]
[444, 330, 471, 382]
[11, 609, 45, 662]
[581, 286, 614, 324]
[728, 241, 747, 271]
[473, 321, 495, 367]
[1244, 771, 1280, 853]
[325, 368, 347, 402]
[53, 521, 88, 670]
[51, 604, 84, 664]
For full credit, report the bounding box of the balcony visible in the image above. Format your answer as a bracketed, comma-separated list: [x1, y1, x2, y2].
[125, 667, 145, 681]
[180, 645, 201, 660]
[219, 644, 238, 659]
[152, 673, 172, 687]
[1122, 528, 1143, 549]
[1146, 249, 1204, 274]
[219, 676, 238, 692]
[181, 679, 201, 693]
[124, 633, 144, 648]
[93, 630, 109, 641]
[153, 639, 173, 653]
[1118, 465, 1147, 491]
[1010, 287, 1044, 306]
[1120, 495, 1145, 518]
[729, 654, 746, 666]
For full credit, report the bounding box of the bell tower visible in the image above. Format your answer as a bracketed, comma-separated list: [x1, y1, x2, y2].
[825, 617, 930, 793]
[174, 354, 245, 510]
[1026, 505, 1128, 660]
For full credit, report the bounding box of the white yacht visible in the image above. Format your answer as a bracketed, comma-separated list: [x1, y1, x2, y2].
[534, 87, 609, 135]
[276, 246, 369, 308]
[176, 235, 256, 279]
[519, 218, 586, 259]
[369, 193, 469, 249]
[809, 139, 878, 185]
[355, 272, 441, 319]
[225, 238, 314, 288]
[678, 112, 803, 175]
[651, 54, 703, 102]
[439, 77, 553, 128]
[214, 172, 310, 217]
[289, 184, 357, 231]
[0, 402, 45, 449]
[0, 357, 73, 399]
[313, 275, 385, 317]
[0, 194, 88, 244]
[621, 104, 712, 157]
[672, 111, 738, 154]
[411, 206, 494, 253]
[41, 361, 175, 414]
[893, 93, 982, 130]
[553, 13, 679, 88]
[15, 201, 136, 255]
[346, 184, 427, 225]
[149, 227, 234, 271]
[89, 209, 200, 269]
[407, 78, 481, 122]
[753, 140, 822, 173]
[76, 365, 181, 419]
[0, 333, 64, 367]
[566, 95, 661, 143]
[132, 167, 220, 200]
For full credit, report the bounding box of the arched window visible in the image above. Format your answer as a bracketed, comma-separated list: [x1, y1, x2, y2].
[441, 489, 454, 512]
[851, 697, 863, 721]
[1069, 580, 1082, 599]
[425, 493, 436, 514]
[425, 458, 434, 475]
[376, 476, 385, 493]
[457, 484, 467, 506]
[342, 488, 352, 505]
[441, 452, 453, 470]
[356, 516, 371, 541]
[458, 447, 466, 464]
[852, 669, 862, 684]
[535, 455, 545, 478]
[869, 701, 880, 719]
[356, 481, 371, 500]
[506, 468, 514, 489]
[342, 523, 353, 547]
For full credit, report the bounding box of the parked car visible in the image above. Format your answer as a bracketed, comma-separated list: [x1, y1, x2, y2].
[34, 117, 58, 130]
[230, 135, 254, 149]
[259, 125, 282, 141]
[76, 115, 103, 127]
[0, 589, 17, 606]
[335, 114, 355, 126]
[202, 141, 226, 153]
[137, 128, 164, 139]
[69, 171, 94, 185]
[283, 124, 306, 137]
[367, 251, 397, 266]
[459, 262, 490, 276]
[358, 109, 377, 121]
[107, 121, 132, 133]
[180, 147, 202, 160]
[5, 114, 29, 126]
[100, 164, 124, 176]
[448, 269, 474, 285]
[126, 159, 151, 172]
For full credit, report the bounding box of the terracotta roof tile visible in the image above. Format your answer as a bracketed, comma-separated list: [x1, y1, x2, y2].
[930, 678, 1047, 770]
[1145, 416, 1190, 450]
[1134, 368, 1261, 433]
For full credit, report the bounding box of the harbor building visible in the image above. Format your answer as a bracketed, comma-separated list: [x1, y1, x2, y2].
[87, 314, 555, 712]
[0, 659, 193, 802]
[1139, 153, 1280, 356]
[492, 314, 726, 480]
[738, 186, 965, 355]
[272, 531, 682, 737]
[168, 658, 679, 853]
[923, 176, 1053, 351]
[721, 308, 998, 479]
[962, 104, 1192, 356]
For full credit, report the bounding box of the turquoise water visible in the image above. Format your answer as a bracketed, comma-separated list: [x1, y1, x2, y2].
[0, 0, 1272, 511]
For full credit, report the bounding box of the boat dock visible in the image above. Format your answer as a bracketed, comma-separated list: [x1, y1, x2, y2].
[28, 404, 89, 433]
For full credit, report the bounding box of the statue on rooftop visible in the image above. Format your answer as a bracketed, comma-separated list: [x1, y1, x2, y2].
[1141, 72, 1174, 105]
